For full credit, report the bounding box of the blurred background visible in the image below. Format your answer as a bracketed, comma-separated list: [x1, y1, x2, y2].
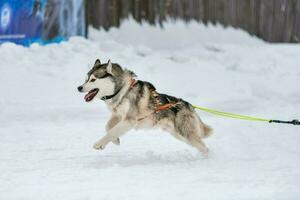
[86, 0, 300, 42]
[1, 0, 300, 45]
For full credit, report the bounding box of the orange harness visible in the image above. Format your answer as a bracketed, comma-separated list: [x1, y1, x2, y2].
[130, 78, 137, 88]
[130, 78, 176, 113]
[154, 103, 175, 113]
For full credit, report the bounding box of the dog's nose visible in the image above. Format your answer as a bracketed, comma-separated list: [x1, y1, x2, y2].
[77, 86, 83, 92]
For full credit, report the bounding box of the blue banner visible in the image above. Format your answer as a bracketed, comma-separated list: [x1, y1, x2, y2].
[0, 0, 85, 46]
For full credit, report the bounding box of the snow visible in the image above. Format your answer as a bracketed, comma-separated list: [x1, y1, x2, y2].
[1, 19, 300, 200]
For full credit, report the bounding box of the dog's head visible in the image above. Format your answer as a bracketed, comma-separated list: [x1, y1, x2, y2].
[77, 59, 126, 102]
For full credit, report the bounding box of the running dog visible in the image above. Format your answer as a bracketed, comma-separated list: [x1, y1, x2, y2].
[78, 59, 212, 154]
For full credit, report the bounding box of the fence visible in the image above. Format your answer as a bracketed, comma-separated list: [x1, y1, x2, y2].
[85, 0, 300, 43]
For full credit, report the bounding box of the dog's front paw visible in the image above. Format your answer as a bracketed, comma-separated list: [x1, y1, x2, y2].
[93, 142, 106, 150]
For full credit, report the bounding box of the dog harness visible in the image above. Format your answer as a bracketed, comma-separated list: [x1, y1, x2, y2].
[130, 78, 178, 113]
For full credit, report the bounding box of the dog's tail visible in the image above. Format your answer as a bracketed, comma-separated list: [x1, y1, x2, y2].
[202, 123, 213, 138]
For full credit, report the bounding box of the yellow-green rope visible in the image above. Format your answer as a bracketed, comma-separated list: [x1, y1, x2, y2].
[192, 105, 270, 122]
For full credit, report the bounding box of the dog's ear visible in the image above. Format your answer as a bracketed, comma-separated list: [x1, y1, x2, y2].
[107, 60, 123, 76]
[106, 60, 113, 74]
[94, 59, 101, 66]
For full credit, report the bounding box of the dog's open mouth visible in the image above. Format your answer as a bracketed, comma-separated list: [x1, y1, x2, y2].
[84, 88, 99, 102]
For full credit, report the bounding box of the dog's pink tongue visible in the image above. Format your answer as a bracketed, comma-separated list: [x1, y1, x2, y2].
[84, 91, 94, 102]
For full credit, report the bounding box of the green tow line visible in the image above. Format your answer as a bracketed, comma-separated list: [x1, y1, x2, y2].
[192, 105, 300, 126]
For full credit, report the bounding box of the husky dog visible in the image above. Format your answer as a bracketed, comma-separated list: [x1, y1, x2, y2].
[78, 59, 212, 154]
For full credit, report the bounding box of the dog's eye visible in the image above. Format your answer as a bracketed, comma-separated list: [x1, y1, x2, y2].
[90, 78, 96, 82]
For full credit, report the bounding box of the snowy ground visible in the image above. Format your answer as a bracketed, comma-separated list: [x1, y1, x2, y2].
[1, 20, 300, 200]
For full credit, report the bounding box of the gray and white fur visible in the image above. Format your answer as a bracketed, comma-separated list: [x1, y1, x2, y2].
[78, 59, 212, 154]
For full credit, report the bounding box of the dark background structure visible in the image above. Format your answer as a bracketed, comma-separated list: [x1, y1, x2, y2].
[85, 0, 300, 43]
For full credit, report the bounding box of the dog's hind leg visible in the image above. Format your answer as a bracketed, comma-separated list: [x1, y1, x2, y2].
[94, 121, 133, 150]
[186, 134, 209, 154]
[167, 128, 208, 154]
[162, 115, 209, 154]
[105, 115, 121, 145]
[181, 121, 209, 154]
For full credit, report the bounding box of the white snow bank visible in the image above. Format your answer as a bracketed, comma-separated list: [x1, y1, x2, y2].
[89, 18, 263, 50]
[0, 19, 300, 200]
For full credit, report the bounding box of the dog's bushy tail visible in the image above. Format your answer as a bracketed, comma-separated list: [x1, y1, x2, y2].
[202, 123, 213, 138]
